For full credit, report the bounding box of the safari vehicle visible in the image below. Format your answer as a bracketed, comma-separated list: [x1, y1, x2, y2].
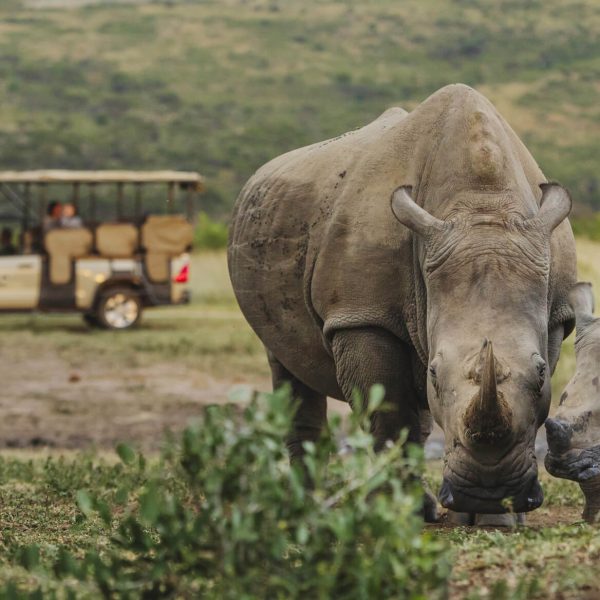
[0, 170, 203, 329]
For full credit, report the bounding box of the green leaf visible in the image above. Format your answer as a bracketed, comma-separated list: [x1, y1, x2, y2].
[116, 443, 136, 466]
[139, 488, 161, 524]
[367, 384, 386, 412]
[76, 489, 93, 518]
[115, 486, 129, 505]
[19, 545, 40, 570]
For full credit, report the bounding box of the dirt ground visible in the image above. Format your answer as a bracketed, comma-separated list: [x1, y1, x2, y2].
[0, 346, 351, 450]
[0, 313, 268, 450]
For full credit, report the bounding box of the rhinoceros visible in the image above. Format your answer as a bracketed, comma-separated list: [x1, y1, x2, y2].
[545, 282, 600, 523]
[228, 84, 577, 521]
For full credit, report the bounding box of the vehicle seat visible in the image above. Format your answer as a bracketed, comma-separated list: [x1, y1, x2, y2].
[44, 228, 93, 285]
[96, 223, 138, 258]
[141, 215, 193, 283]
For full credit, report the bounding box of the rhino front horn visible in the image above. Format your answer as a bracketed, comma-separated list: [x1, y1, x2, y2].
[464, 340, 512, 444]
[480, 339, 497, 413]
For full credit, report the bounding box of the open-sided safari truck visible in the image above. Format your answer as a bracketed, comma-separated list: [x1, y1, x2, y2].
[0, 170, 203, 329]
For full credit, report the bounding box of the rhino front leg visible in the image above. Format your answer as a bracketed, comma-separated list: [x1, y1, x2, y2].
[331, 327, 420, 449]
[331, 327, 438, 522]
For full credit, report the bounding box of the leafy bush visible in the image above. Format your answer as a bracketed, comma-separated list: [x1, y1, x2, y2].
[194, 212, 229, 250]
[7, 387, 450, 599]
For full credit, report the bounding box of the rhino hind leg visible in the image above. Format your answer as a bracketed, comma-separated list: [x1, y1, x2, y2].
[267, 351, 327, 463]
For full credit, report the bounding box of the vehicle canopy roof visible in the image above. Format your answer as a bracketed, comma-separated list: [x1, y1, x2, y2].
[0, 170, 204, 189]
[0, 170, 204, 225]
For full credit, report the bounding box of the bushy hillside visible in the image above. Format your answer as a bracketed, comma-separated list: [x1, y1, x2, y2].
[0, 0, 598, 214]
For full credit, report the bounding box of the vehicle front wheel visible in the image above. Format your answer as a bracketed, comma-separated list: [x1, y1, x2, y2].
[96, 287, 142, 330]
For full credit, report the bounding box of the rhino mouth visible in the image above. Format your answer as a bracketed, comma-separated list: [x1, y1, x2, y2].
[544, 446, 600, 482]
[440, 443, 541, 513]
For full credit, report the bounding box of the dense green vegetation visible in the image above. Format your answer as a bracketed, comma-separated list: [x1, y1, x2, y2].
[0, 0, 598, 216]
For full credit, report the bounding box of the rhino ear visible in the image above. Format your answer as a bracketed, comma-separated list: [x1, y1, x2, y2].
[569, 282, 595, 328]
[391, 186, 444, 237]
[536, 183, 572, 233]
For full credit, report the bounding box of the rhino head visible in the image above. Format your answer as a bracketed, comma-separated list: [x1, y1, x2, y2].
[545, 282, 600, 523]
[391, 183, 572, 514]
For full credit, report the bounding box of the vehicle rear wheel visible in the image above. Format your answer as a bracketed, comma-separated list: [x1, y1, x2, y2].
[96, 287, 142, 330]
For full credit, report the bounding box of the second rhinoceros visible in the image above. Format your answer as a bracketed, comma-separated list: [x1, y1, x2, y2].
[545, 282, 600, 523]
[228, 84, 577, 520]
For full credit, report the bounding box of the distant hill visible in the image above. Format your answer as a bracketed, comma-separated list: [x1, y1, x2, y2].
[0, 0, 598, 215]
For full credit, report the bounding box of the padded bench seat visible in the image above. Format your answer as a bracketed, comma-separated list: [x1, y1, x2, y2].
[141, 215, 193, 282]
[44, 228, 94, 285]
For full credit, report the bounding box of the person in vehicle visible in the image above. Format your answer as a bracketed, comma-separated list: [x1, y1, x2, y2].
[0, 227, 17, 255]
[43, 201, 62, 231]
[60, 203, 83, 228]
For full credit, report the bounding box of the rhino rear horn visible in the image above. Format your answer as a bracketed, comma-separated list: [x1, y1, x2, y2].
[391, 186, 445, 237]
[568, 282, 595, 330]
[536, 183, 572, 233]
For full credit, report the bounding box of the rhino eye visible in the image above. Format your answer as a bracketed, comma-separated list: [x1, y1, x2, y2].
[532, 354, 547, 389]
[429, 364, 437, 379]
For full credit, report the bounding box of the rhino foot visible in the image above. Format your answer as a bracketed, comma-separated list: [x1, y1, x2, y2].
[446, 511, 525, 527]
[474, 513, 524, 528]
[423, 484, 439, 523]
[446, 511, 474, 526]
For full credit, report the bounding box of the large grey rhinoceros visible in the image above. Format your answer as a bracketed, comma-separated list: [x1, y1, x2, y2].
[228, 84, 577, 519]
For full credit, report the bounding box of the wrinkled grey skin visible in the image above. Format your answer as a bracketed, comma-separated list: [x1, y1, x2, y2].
[545, 283, 600, 523]
[228, 84, 577, 520]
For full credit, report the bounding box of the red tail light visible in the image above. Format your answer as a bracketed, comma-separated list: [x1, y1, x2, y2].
[173, 263, 189, 283]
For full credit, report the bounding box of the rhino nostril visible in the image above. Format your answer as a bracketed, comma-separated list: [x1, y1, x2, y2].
[525, 478, 544, 511]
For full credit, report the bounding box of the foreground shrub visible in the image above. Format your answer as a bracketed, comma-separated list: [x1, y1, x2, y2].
[9, 386, 450, 599]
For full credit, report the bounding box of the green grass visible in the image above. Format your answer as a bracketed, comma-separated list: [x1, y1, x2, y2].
[0, 0, 598, 217]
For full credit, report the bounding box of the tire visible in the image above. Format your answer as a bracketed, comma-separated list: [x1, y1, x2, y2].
[95, 287, 142, 330]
